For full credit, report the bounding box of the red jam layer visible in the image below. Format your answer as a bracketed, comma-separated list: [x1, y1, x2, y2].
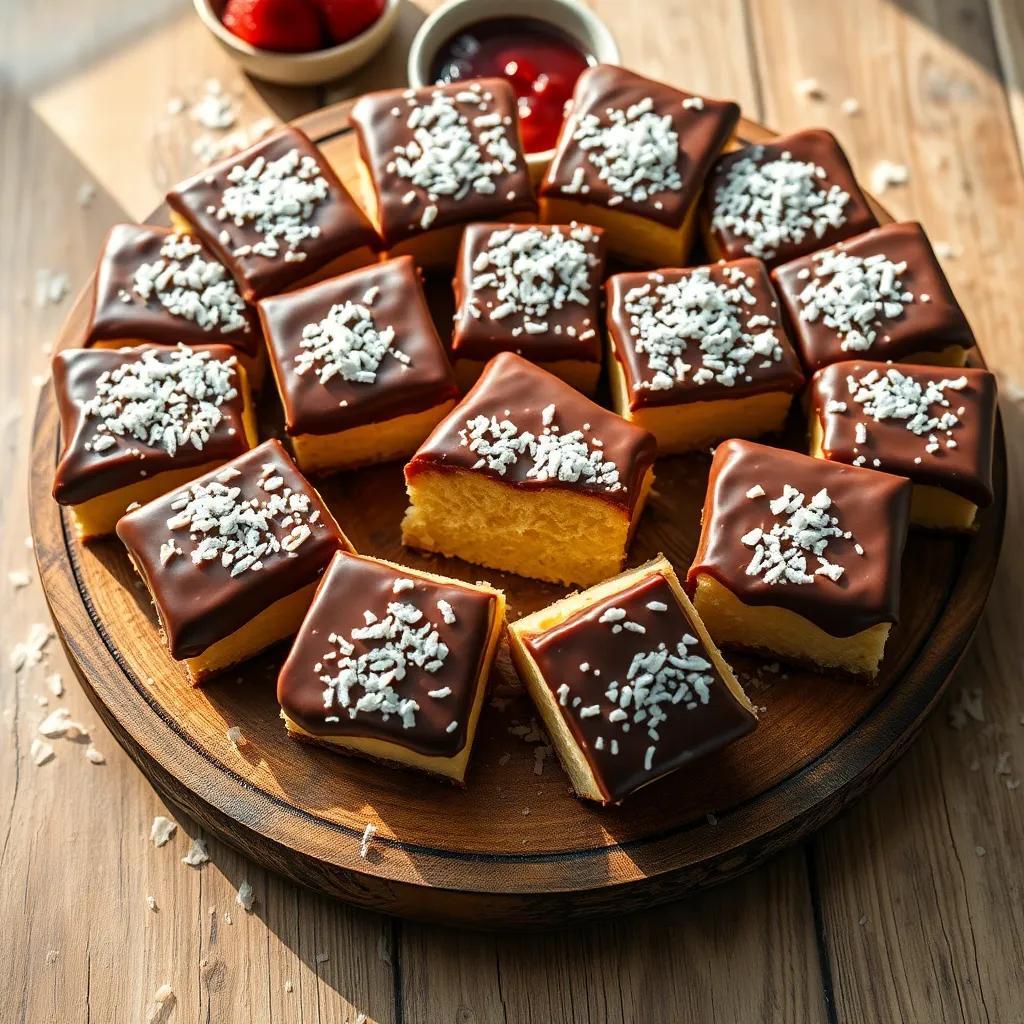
[430, 17, 591, 153]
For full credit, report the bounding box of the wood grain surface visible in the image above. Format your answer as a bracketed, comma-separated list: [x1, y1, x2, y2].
[3, 0, 1024, 1020]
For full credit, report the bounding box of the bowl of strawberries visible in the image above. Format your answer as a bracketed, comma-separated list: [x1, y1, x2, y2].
[195, 0, 401, 85]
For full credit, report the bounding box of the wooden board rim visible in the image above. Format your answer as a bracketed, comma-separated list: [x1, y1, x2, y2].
[27, 100, 1008, 927]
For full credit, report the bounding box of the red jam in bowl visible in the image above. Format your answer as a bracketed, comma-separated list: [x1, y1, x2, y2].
[430, 17, 591, 154]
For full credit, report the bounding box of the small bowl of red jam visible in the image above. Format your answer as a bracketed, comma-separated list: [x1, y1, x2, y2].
[408, 0, 619, 168]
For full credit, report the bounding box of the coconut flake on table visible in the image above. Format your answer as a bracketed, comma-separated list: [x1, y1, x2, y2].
[796, 247, 914, 352]
[130, 234, 249, 334]
[624, 263, 786, 392]
[182, 837, 210, 867]
[711, 147, 851, 260]
[469, 224, 599, 334]
[10, 623, 53, 673]
[30, 738, 55, 766]
[150, 815, 178, 847]
[869, 159, 909, 194]
[8, 569, 31, 589]
[236, 880, 255, 911]
[741, 484, 850, 585]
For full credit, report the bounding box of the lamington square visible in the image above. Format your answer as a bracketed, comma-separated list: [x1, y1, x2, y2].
[772, 222, 975, 371]
[808, 361, 996, 530]
[52, 344, 257, 541]
[85, 223, 266, 389]
[278, 550, 505, 783]
[258, 256, 459, 474]
[402, 352, 657, 587]
[116, 439, 352, 684]
[686, 439, 911, 677]
[539, 64, 740, 266]
[451, 222, 605, 393]
[702, 129, 878, 268]
[349, 79, 537, 268]
[508, 554, 757, 804]
[166, 125, 380, 302]
[606, 257, 805, 452]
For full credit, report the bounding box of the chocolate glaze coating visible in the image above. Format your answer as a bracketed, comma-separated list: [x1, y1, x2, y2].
[540, 64, 740, 228]
[522, 570, 756, 803]
[86, 224, 261, 356]
[686, 439, 911, 637]
[52, 345, 251, 506]
[349, 79, 536, 248]
[405, 352, 657, 512]
[166, 125, 380, 302]
[606, 257, 805, 409]
[451, 222, 605, 365]
[704, 129, 878, 268]
[772, 222, 976, 371]
[258, 256, 458, 436]
[116, 439, 351, 659]
[278, 551, 499, 758]
[809, 361, 996, 506]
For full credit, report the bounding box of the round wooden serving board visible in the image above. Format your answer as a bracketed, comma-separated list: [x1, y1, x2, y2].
[29, 102, 1007, 929]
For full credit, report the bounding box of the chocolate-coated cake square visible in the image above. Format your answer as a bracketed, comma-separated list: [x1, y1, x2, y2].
[808, 361, 996, 529]
[605, 257, 804, 451]
[258, 256, 458, 472]
[52, 344, 256, 540]
[772, 222, 975, 370]
[509, 555, 757, 804]
[703, 129, 878, 268]
[278, 550, 505, 782]
[451, 222, 605, 392]
[116, 439, 351, 683]
[167, 125, 380, 301]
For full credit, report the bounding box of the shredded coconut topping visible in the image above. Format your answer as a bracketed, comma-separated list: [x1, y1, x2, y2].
[796, 248, 913, 351]
[624, 265, 785, 391]
[130, 233, 248, 334]
[570, 95, 682, 202]
[711, 146, 851, 259]
[568, 629, 715, 772]
[82, 345, 238, 459]
[741, 484, 851, 584]
[319, 595, 457, 731]
[844, 367, 967, 454]
[216, 147, 328, 261]
[387, 83, 522, 229]
[470, 224, 597, 333]
[459, 411, 622, 492]
[163, 461, 318, 576]
[293, 288, 406, 386]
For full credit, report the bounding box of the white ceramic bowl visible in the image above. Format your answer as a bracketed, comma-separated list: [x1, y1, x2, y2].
[406, 0, 619, 170]
[194, 0, 402, 86]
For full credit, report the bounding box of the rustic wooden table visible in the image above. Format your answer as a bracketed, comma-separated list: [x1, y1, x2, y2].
[3, 1, 1022, 1021]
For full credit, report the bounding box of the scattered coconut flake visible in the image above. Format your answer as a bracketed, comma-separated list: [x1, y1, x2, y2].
[840, 97, 862, 117]
[947, 687, 984, 730]
[8, 570, 30, 589]
[190, 78, 236, 130]
[870, 160, 909, 194]
[31, 738, 55, 766]
[359, 822, 377, 859]
[10, 622, 53, 673]
[47, 674, 64, 697]
[85, 745, 106, 765]
[77, 182, 96, 207]
[35, 269, 70, 307]
[236, 880, 255, 911]
[933, 241, 960, 261]
[315, 951, 330, 964]
[795, 77, 826, 100]
[284, 980, 294, 993]
[45, 949, 60, 965]
[147, 895, 158, 911]
[150, 815, 178, 847]
[38, 708, 87, 739]
[182, 837, 210, 867]
[226, 725, 246, 748]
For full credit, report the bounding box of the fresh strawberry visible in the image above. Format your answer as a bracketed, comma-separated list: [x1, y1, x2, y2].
[311, 0, 386, 45]
[221, 0, 325, 53]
